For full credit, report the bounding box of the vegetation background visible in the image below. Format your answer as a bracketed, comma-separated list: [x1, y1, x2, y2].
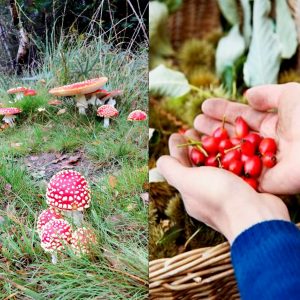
[0, 1, 149, 299]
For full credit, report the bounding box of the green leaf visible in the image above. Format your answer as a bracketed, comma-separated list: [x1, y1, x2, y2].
[217, 0, 239, 25]
[157, 226, 183, 246]
[216, 25, 245, 76]
[240, 0, 252, 47]
[243, 0, 281, 86]
[275, 0, 298, 59]
[149, 65, 191, 97]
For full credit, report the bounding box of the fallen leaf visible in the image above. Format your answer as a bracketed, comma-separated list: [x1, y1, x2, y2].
[108, 175, 117, 189]
[140, 192, 149, 205]
[57, 108, 66, 115]
[37, 107, 46, 112]
[10, 142, 22, 148]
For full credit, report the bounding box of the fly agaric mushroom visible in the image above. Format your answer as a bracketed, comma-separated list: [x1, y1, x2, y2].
[127, 110, 147, 121]
[0, 108, 22, 127]
[48, 77, 108, 115]
[100, 89, 123, 107]
[40, 219, 72, 264]
[7, 87, 28, 101]
[46, 170, 91, 226]
[24, 89, 37, 96]
[97, 105, 119, 128]
[86, 89, 110, 106]
[37, 208, 63, 236]
[48, 99, 62, 106]
[71, 227, 97, 255]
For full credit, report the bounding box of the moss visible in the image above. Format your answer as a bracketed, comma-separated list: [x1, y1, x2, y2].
[278, 70, 300, 84]
[178, 39, 215, 75]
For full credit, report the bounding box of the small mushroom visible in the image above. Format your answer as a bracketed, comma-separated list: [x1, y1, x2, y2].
[37, 208, 63, 236]
[48, 78, 108, 115]
[46, 170, 91, 226]
[86, 89, 110, 106]
[100, 90, 123, 108]
[97, 105, 119, 128]
[7, 87, 28, 101]
[0, 108, 22, 127]
[127, 110, 147, 121]
[71, 227, 97, 255]
[40, 219, 72, 264]
[24, 89, 37, 96]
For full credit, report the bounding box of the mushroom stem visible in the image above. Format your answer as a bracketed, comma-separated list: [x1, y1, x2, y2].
[103, 117, 110, 128]
[87, 94, 97, 106]
[96, 98, 105, 106]
[3, 115, 16, 127]
[15, 93, 24, 101]
[75, 95, 88, 115]
[51, 252, 58, 264]
[106, 98, 116, 107]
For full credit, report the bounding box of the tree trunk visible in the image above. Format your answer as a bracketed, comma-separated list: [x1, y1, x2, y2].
[0, 22, 14, 70]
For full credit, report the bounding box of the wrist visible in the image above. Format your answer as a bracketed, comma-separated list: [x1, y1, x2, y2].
[220, 193, 290, 244]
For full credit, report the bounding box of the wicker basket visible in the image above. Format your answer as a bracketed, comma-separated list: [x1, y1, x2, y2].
[168, 0, 221, 49]
[149, 223, 300, 299]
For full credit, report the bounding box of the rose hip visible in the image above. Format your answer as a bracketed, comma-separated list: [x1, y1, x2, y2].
[213, 127, 228, 141]
[262, 152, 277, 168]
[259, 138, 277, 155]
[228, 160, 243, 175]
[240, 140, 255, 156]
[235, 116, 249, 139]
[222, 149, 241, 169]
[244, 132, 262, 149]
[218, 139, 233, 154]
[202, 136, 219, 154]
[190, 148, 206, 166]
[242, 177, 259, 191]
[244, 156, 262, 177]
[205, 155, 218, 167]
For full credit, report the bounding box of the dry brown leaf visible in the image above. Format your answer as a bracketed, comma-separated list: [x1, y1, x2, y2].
[57, 108, 66, 115]
[108, 175, 117, 189]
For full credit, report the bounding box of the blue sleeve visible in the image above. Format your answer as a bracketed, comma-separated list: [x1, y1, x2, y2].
[231, 220, 300, 300]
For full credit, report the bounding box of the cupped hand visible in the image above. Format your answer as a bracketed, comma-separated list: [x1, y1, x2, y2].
[157, 132, 290, 243]
[194, 83, 300, 194]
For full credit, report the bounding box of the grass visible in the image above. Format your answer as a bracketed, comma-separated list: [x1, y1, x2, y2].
[0, 20, 148, 299]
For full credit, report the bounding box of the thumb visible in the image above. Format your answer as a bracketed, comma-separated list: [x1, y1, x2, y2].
[157, 155, 188, 189]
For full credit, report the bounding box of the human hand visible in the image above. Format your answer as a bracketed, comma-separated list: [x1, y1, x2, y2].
[194, 83, 300, 194]
[157, 133, 290, 243]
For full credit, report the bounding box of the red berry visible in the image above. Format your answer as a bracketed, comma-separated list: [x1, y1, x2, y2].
[241, 153, 251, 163]
[205, 155, 218, 167]
[235, 116, 249, 138]
[240, 140, 255, 156]
[202, 136, 219, 154]
[222, 150, 241, 169]
[213, 127, 228, 141]
[230, 137, 241, 146]
[218, 139, 233, 154]
[262, 152, 277, 168]
[190, 148, 206, 166]
[242, 177, 259, 190]
[259, 138, 277, 155]
[228, 159, 243, 175]
[243, 132, 262, 149]
[178, 128, 187, 135]
[244, 156, 262, 177]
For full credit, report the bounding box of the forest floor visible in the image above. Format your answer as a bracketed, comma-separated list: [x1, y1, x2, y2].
[0, 41, 148, 299]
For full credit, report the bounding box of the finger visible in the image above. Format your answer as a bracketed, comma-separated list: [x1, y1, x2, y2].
[193, 114, 235, 136]
[201, 98, 267, 131]
[168, 133, 191, 167]
[246, 84, 284, 111]
[157, 155, 188, 189]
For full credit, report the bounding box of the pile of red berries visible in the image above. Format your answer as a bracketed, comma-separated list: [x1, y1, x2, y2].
[185, 116, 277, 190]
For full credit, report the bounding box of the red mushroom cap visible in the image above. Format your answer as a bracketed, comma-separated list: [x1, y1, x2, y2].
[71, 227, 97, 254]
[127, 110, 147, 121]
[86, 88, 110, 97]
[97, 105, 119, 118]
[48, 99, 62, 106]
[37, 208, 63, 235]
[24, 89, 37, 96]
[49, 77, 108, 97]
[100, 89, 123, 101]
[0, 108, 22, 116]
[7, 87, 28, 94]
[46, 170, 91, 211]
[40, 219, 72, 252]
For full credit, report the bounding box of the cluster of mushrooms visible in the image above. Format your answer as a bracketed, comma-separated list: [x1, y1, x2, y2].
[37, 170, 96, 264]
[1, 77, 147, 128]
